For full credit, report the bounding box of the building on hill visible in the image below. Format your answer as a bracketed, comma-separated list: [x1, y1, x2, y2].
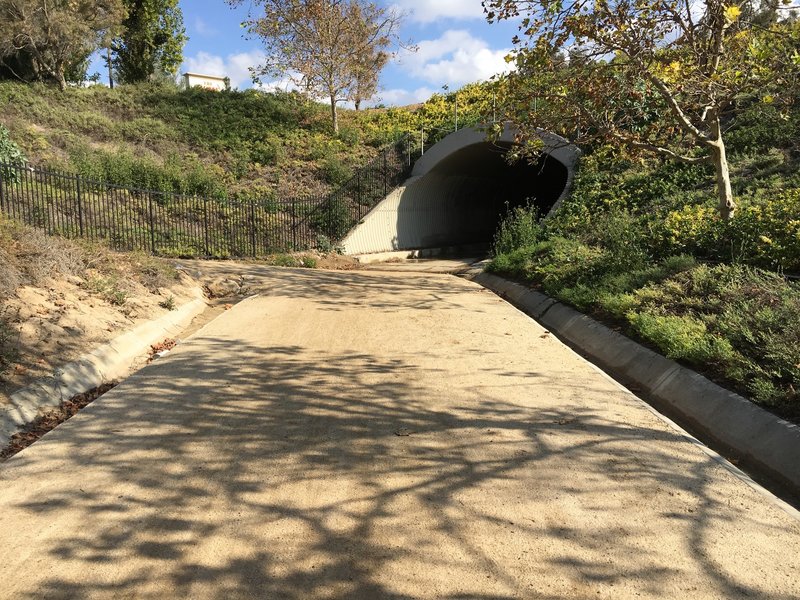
[182, 73, 229, 91]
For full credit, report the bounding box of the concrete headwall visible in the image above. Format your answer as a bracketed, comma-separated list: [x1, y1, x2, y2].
[341, 174, 500, 255]
[341, 125, 579, 256]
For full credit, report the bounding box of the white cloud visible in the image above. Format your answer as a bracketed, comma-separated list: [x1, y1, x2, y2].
[398, 29, 513, 88]
[366, 87, 435, 107]
[391, 0, 486, 23]
[193, 17, 217, 37]
[255, 73, 304, 94]
[182, 50, 266, 88]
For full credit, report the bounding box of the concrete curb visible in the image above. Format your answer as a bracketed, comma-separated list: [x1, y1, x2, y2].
[463, 268, 800, 494]
[0, 296, 208, 448]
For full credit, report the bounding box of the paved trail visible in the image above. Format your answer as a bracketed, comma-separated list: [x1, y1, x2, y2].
[1, 266, 798, 599]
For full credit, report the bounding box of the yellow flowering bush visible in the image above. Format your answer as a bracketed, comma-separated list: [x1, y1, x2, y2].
[658, 190, 800, 271]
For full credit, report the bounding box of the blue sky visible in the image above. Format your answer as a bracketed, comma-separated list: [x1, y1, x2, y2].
[133, 1, 522, 106]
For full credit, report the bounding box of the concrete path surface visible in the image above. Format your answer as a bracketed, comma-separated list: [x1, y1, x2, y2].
[362, 257, 482, 274]
[1, 266, 798, 599]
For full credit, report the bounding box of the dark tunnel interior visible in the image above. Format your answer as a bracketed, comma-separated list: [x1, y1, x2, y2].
[432, 141, 569, 214]
[391, 141, 569, 251]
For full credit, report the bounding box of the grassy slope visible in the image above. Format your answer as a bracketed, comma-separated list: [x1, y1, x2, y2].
[488, 103, 800, 422]
[0, 81, 397, 201]
[0, 80, 506, 201]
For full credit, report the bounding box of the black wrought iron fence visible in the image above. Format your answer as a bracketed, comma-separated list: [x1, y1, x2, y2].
[0, 136, 414, 258]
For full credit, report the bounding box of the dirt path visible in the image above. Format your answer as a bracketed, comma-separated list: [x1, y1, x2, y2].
[0, 266, 798, 599]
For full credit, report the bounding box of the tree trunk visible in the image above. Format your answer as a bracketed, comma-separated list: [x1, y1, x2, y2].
[709, 126, 735, 221]
[330, 96, 339, 133]
[56, 68, 67, 91]
[107, 47, 114, 89]
[354, 97, 361, 111]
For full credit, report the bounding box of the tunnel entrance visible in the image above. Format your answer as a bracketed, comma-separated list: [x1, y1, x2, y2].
[428, 140, 569, 232]
[341, 127, 578, 256]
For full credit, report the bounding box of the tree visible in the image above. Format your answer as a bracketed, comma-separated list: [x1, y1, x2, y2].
[112, 0, 187, 84]
[0, 0, 126, 91]
[484, 0, 800, 220]
[353, 49, 388, 111]
[230, 0, 407, 132]
[0, 48, 38, 82]
[349, 3, 391, 111]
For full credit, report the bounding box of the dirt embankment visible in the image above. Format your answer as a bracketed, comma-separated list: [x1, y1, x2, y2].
[0, 216, 203, 406]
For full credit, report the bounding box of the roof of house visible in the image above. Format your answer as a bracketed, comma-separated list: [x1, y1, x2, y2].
[182, 72, 227, 81]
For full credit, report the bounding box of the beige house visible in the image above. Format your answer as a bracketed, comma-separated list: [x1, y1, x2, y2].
[182, 72, 228, 91]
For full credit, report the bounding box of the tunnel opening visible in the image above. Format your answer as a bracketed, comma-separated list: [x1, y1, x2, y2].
[341, 128, 577, 256]
[422, 140, 568, 233]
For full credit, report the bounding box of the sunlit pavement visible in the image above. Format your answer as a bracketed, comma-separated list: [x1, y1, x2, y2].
[1, 266, 798, 599]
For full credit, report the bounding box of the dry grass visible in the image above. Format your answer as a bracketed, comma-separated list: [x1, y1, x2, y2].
[0, 312, 18, 381]
[0, 215, 83, 298]
[0, 213, 178, 298]
[0, 214, 181, 376]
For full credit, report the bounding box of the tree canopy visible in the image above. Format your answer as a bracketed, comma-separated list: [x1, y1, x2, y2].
[0, 0, 126, 90]
[112, 0, 187, 84]
[230, 0, 408, 132]
[485, 0, 800, 219]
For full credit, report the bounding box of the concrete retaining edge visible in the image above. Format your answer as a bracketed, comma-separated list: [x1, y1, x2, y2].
[464, 268, 800, 494]
[0, 295, 208, 448]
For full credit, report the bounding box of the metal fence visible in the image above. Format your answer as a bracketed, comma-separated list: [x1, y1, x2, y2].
[0, 136, 414, 258]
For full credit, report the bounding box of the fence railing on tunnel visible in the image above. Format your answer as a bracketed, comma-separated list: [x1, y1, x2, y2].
[0, 136, 416, 258]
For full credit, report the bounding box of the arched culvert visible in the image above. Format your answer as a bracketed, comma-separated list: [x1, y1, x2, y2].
[341, 125, 579, 256]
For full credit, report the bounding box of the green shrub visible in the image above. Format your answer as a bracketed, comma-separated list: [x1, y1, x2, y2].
[321, 155, 353, 186]
[492, 204, 545, 256]
[726, 102, 800, 154]
[85, 275, 128, 306]
[118, 117, 175, 143]
[269, 253, 317, 268]
[271, 253, 297, 267]
[583, 208, 651, 270]
[0, 125, 26, 183]
[628, 312, 736, 365]
[487, 246, 538, 280]
[159, 295, 176, 310]
[69, 146, 226, 198]
[658, 190, 800, 271]
[310, 198, 352, 240]
[315, 234, 334, 253]
[248, 138, 281, 166]
[337, 126, 360, 146]
[624, 265, 800, 416]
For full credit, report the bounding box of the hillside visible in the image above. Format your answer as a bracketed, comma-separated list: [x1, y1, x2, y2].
[0, 80, 504, 202]
[0, 81, 397, 201]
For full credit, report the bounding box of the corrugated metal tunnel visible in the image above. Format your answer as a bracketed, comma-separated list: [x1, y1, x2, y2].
[342, 126, 579, 256]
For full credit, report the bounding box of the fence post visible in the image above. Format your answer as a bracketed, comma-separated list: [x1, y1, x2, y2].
[203, 195, 210, 257]
[147, 191, 156, 255]
[0, 166, 6, 215]
[292, 199, 298, 250]
[75, 175, 84, 237]
[249, 199, 257, 257]
[383, 150, 388, 198]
